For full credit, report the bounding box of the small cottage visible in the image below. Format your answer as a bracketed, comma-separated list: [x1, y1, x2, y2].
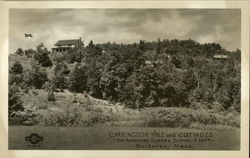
[213, 55, 230, 60]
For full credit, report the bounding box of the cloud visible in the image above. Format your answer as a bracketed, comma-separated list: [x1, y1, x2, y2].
[9, 9, 240, 53]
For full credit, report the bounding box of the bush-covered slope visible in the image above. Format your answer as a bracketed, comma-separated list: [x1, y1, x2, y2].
[9, 89, 240, 129]
[8, 39, 241, 128]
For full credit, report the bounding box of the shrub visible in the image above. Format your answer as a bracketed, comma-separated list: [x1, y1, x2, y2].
[140, 107, 240, 128]
[14, 48, 24, 56]
[65, 50, 84, 63]
[8, 84, 24, 125]
[25, 49, 36, 58]
[141, 107, 192, 127]
[47, 91, 56, 102]
[37, 107, 82, 126]
[68, 63, 88, 93]
[28, 62, 48, 89]
[9, 87, 38, 126]
[10, 61, 24, 74]
[51, 62, 70, 90]
[34, 46, 53, 67]
[87, 107, 118, 126]
[9, 110, 37, 126]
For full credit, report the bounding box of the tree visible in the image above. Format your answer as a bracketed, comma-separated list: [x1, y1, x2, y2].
[88, 40, 94, 48]
[28, 62, 48, 89]
[86, 41, 103, 56]
[156, 38, 162, 54]
[52, 62, 70, 91]
[216, 89, 231, 109]
[171, 56, 182, 68]
[203, 88, 214, 102]
[86, 62, 103, 98]
[9, 61, 24, 86]
[139, 40, 146, 51]
[145, 90, 160, 107]
[9, 83, 24, 118]
[182, 69, 197, 91]
[185, 57, 194, 67]
[25, 49, 36, 58]
[202, 43, 222, 58]
[34, 45, 52, 67]
[14, 48, 24, 56]
[47, 91, 56, 102]
[158, 83, 177, 107]
[100, 69, 119, 101]
[69, 64, 88, 93]
[122, 65, 159, 109]
[10, 61, 24, 74]
[65, 50, 84, 63]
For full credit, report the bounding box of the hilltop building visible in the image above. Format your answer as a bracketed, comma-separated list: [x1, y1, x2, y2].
[213, 54, 230, 60]
[52, 38, 84, 53]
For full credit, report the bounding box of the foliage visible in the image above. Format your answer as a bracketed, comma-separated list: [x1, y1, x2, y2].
[68, 63, 88, 93]
[9, 61, 24, 86]
[34, 45, 53, 67]
[65, 50, 84, 63]
[10, 61, 24, 74]
[23, 91, 240, 128]
[14, 48, 24, 56]
[52, 62, 70, 91]
[9, 38, 241, 122]
[27, 62, 48, 89]
[25, 49, 37, 58]
[9, 84, 24, 117]
[47, 91, 56, 102]
[140, 107, 240, 128]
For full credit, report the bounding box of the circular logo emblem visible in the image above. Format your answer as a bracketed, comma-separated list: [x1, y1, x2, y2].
[25, 133, 43, 144]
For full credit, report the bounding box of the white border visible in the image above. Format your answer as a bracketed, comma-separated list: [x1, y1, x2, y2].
[0, 1, 249, 158]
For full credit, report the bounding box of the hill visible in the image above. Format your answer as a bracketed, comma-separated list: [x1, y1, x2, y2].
[8, 38, 241, 128]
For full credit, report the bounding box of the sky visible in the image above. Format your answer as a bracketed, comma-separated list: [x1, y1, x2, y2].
[9, 9, 241, 53]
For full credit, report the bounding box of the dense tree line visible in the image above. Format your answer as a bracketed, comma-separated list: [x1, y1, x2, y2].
[9, 38, 241, 113]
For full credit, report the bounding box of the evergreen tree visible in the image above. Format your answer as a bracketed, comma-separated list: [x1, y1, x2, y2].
[28, 62, 48, 89]
[47, 91, 56, 102]
[52, 62, 70, 90]
[10, 61, 24, 74]
[69, 64, 88, 93]
[34, 45, 52, 67]
[9, 83, 24, 117]
[156, 38, 162, 53]
[14, 48, 24, 56]
[9, 61, 24, 86]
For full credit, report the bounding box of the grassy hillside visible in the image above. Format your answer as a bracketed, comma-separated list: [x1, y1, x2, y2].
[13, 88, 239, 129]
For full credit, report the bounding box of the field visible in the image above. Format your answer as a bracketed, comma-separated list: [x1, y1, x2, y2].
[10, 89, 240, 129]
[8, 88, 241, 150]
[9, 86, 241, 150]
[9, 126, 240, 150]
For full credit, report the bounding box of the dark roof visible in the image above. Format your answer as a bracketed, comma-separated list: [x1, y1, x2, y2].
[55, 39, 81, 46]
[52, 46, 73, 49]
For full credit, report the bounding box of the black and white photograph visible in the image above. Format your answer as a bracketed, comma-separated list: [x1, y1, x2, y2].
[5, 7, 244, 150]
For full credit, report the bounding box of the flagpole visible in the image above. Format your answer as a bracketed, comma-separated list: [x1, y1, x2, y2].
[24, 34, 33, 56]
[24, 34, 26, 56]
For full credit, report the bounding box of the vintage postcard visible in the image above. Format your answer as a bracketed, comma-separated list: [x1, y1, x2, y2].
[0, 1, 249, 158]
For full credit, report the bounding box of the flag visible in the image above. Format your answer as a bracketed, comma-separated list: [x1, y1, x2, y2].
[25, 33, 33, 38]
